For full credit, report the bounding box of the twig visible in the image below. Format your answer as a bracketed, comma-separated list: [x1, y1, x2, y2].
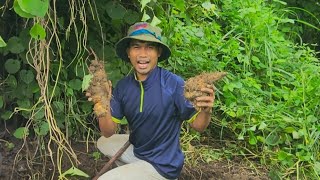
[92, 140, 131, 180]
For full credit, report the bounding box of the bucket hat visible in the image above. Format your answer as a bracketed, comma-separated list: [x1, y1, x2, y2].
[115, 22, 171, 62]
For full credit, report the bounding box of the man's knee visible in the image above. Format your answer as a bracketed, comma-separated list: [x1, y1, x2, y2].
[97, 134, 129, 157]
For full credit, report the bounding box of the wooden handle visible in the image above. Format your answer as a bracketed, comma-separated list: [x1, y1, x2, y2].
[92, 140, 131, 180]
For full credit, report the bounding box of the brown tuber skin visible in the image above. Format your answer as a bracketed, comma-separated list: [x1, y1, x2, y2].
[86, 52, 112, 119]
[184, 72, 227, 111]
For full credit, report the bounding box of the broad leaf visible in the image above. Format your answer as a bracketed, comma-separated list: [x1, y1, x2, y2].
[5, 59, 21, 74]
[61, 167, 89, 178]
[124, 10, 140, 24]
[7, 36, 25, 54]
[6, 75, 17, 88]
[249, 131, 257, 145]
[258, 122, 267, 130]
[53, 101, 64, 113]
[35, 121, 49, 136]
[13, 0, 35, 18]
[69, 79, 82, 91]
[151, 15, 161, 26]
[140, 0, 151, 11]
[34, 108, 45, 120]
[141, 10, 150, 21]
[202, 1, 214, 10]
[1, 111, 12, 121]
[14, 127, 29, 139]
[17, 99, 31, 108]
[19, 70, 34, 84]
[106, 2, 126, 20]
[30, 23, 46, 40]
[0, 36, 7, 47]
[17, 0, 49, 17]
[82, 74, 93, 92]
[266, 133, 280, 146]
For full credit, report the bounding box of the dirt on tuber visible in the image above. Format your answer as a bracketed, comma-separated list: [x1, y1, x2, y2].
[184, 72, 227, 111]
[86, 52, 112, 118]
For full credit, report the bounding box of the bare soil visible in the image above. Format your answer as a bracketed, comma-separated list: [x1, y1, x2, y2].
[0, 126, 269, 180]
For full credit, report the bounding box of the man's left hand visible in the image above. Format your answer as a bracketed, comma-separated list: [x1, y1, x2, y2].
[195, 86, 215, 113]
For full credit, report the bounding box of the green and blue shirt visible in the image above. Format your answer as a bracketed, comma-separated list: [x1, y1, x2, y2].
[111, 66, 197, 179]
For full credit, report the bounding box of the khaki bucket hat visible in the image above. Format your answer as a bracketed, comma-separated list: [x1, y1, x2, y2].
[115, 22, 171, 62]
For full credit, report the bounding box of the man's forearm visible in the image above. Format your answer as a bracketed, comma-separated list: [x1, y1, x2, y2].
[98, 113, 117, 138]
[190, 110, 211, 133]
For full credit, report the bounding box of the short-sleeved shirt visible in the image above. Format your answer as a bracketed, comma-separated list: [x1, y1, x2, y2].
[111, 66, 197, 179]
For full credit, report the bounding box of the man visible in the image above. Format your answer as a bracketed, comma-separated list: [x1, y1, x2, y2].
[94, 22, 214, 179]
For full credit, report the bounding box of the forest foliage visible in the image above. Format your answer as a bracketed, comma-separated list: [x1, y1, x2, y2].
[0, 0, 319, 179]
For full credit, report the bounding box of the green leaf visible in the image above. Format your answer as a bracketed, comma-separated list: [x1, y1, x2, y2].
[0, 96, 3, 108]
[82, 74, 93, 92]
[1, 111, 12, 121]
[314, 161, 320, 174]
[30, 23, 46, 40]
[69, 79, 82, 91]
[35, 121, 49, 136]
[34, 108, 45, 120]
[13, 0, 35, 18]
[140, 0, 151, 11]
[124, 10, 140, 24]
[53, 101, 64, 113]
[292, 131, 300, 139]
[0, 36, 7, 47]
[277, 151, 289, 161]
[266, 133, 280, 146]
[17, 0, 49, 17]
[106, 2, 126, 20]
[7, 36, 25, 54]
[258, 122, 267, 130]
[202, 1, 214, 10]
[151, 15, 161, 27]
[307, 115, 317, 123]
[17, 99, 31, 108]
[249, 131, 257, 145]
[14, 127, 29, 139]
[171, 0, 185, 12]
[5, 59, 21, 74]
[249, 125, 257, 131]
[19, 70, 34, 84]
[141, 10, 150, 21]
[61, 167, 89, 178]
[80, 103, 92, 113]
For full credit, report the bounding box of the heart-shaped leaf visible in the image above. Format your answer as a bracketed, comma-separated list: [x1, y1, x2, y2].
[7, 36, 25, 54]
[14, 127, 29, 139]
[19, 70, 34, 84]
[13, 0, 35, 18]
[1, 111, 12, 121]
[69, 79, 82, 91]
[5, 59, 21, 74]
[17, 0, 49, 17]
[30, 23, 46, 40]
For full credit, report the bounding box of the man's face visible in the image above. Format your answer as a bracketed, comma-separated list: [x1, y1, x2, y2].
[127, 39, 162, 81]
